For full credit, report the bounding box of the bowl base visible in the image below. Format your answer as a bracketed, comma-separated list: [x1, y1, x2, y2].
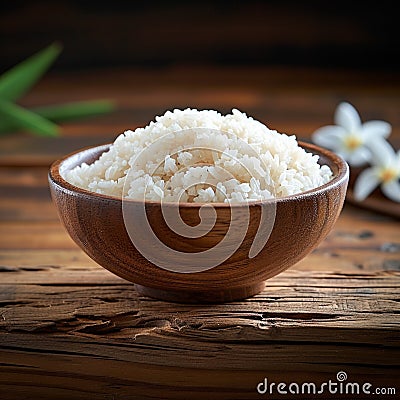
[134, 281, 266, 303]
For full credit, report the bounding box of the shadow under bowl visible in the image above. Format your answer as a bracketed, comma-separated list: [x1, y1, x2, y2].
[48, 141, 349, 303]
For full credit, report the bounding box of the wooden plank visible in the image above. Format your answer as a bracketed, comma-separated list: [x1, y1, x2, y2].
[20, 67, 400, 92]
[0, 352, 395, 400]
[0, 269, 399, 399]
[0, 167, 57, 221]
[1, 241, 399, 283]
[0, 198, 57, 222]
[0, 248, 398, 289]
[0, 252, 121, 285]
[0, 168, 56, 224]
[1, 270, 399, 335]
[0, 249, 96, 270]
[0, 136, 114, 167]
[0, 221, 76, 249]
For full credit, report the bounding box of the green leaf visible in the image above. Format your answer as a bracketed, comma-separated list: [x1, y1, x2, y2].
[0, 42, 62, 102]
[0, 99, 59, 137]
[33, 100, 116, 122]
[0, 100, 115, 134]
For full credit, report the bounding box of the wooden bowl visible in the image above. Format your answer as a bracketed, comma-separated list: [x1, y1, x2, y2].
[49, 142, 349, 303]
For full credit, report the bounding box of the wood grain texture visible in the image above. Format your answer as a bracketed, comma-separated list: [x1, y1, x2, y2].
[0, 67, 399, 399]
[0, 269, 399, 399]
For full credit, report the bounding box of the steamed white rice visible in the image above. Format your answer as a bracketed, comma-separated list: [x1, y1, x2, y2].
[63, 108, 332, 203]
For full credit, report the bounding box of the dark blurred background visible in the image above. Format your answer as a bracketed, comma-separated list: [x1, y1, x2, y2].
[1, 0, 399, 72]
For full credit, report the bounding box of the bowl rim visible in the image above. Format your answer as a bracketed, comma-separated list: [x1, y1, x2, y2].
[49, 141, 349, 207]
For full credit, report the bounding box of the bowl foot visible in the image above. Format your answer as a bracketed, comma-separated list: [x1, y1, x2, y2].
[134, 281, 266, 303]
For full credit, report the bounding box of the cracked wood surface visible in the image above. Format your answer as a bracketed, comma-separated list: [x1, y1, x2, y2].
[0, 67, 399, 399]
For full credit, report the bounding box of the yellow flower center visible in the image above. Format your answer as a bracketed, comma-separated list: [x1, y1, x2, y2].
[344, 135, 363, 151]
[379, 168, 397, 183]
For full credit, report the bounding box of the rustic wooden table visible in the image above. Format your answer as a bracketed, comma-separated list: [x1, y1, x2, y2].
[0, 67, 399, 400]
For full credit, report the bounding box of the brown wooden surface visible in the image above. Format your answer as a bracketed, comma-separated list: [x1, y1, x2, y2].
[0, 67, 399, 399]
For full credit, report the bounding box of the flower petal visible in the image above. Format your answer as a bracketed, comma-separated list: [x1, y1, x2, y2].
[361, 120, 392, 140]
[311, 125, 346, 150]
[353, 168, 380, 201]
[334, 102, 361, 132]
[381, 180, 400, 202]
[335, 150, 349, 161]
[367, 138, 396, 167]
[346, 147, 371, 167]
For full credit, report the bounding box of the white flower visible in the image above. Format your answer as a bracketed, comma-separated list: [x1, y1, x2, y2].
[354, 139, 400, 202]
[312, 102, 391, 167]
